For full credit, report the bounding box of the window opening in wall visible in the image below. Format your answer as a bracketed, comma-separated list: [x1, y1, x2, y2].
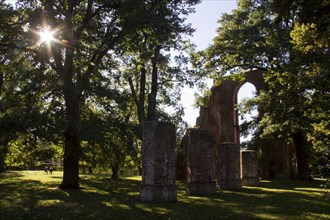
[237, 82, 258, 147]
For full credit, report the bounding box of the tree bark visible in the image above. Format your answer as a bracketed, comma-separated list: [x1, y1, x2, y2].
[111, 162, 120, 180]
[0, 73, 5, 173]
[147, 46, 161, 121]
[58, 28, 82, 188]
[60, 86, 81, 189]
[294, 132, 311, 180]
[88, 166, 93, 174]
[128, 67, 146, 125]
[0, 72, 3, 97]
[0, 146, 8, 173]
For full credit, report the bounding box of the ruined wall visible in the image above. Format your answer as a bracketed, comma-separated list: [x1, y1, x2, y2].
[217, 143, 242, 189]
[195, 70, 299, 183]
[241, 150, 259, 186]
[140, 121, 177, 202]
[186, 128, 216, 195]
[196, 70, 267, 145]
[195, 70, 267, 189]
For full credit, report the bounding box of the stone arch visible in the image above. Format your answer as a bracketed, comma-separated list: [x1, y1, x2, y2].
[234, 70, 267, 143]
[196, 69, 267, 145]
[194, 70, 267, 189]
[193, 69, 296, 188]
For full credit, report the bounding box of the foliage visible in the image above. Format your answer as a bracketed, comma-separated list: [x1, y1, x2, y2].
[0, 0, 201, 186]
[0, 171, 329, 219]
[5, 134, 62, 168]
[197, 0, 329, 179]
[120, 0, 200, 124]
[270, 0, 330, 178]
[0, 37, 63, 172]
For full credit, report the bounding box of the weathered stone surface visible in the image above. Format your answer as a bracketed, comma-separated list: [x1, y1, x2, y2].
[195, 70, 294, 183]
[196, 70, 267, 145]
[195, 71, 266, 189]
[140, 121, 177, 202]
[186, 128, 216, 196]
[218, 142, 242, 189]
[193, 70, 299, 191]
[241, 150, 259, 186]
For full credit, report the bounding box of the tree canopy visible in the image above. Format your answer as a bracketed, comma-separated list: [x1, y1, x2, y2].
[0, 0, 200, 188]
[198, 0, 329, 179]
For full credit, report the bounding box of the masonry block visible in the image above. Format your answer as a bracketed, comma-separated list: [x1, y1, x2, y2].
[186, 128, 216, 196]
[218, 142, 242, 189]
[140, 121, 177, 202]
[241, 150, 259, 186]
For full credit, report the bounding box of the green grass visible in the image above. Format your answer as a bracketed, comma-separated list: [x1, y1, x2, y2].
[0, 171, 329, 219]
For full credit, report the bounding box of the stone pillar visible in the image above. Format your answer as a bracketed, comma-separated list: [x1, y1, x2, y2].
[217, 142, 242, 189]
[241, 150, 259, 186]
[186, 128, 216, 196]
[140, 121, 177, 202]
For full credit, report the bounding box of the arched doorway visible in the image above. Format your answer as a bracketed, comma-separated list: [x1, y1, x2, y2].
[196, 70, 267, 145]
[195, 70, 296, 184]
[237, 82, 258, 145]
[195, 70, 267, 189]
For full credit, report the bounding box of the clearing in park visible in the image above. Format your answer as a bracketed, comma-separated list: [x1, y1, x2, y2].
[0, 171, 329, 219]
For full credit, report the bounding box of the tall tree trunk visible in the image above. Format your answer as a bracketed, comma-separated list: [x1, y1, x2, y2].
[59, 33, 81, 188]
[294, 132, 310, 180]
[0, 73, 6, 173]
[128, 67, 146, 125]
[88, 166, 93, 174]
[111, 161, 120, 180]
[147, 46, 161, 121]
[0, 140, 8, 173]
[60, 87, 81, 189]
[0, 72, 3, 97]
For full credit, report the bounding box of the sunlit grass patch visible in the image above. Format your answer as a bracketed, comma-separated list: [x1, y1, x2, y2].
[123, 176, 142, 181]
[36, 199, 63, 206]
[0, 171, 329, 219]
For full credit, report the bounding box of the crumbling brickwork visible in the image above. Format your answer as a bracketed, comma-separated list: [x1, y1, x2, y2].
[186, 128, 216, 195]
[218, 142, 242, 189]
[194, 70, 297, 186]
[241, 150, 259, 186]
[140, 121, 177, 202]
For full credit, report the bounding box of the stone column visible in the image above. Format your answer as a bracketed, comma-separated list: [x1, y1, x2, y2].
[186, 128, 216, 196]
[140, 121, 177, 202]
[217, 142, 242, 189]
[241, 150, 259, 186]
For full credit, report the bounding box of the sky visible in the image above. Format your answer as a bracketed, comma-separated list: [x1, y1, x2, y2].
[181, 0, 256, 129]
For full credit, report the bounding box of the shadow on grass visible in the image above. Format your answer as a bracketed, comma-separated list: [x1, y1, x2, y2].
[0, 172, 329, 219]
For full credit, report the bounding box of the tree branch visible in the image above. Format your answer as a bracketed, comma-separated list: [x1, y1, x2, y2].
[128, 76, 139, 106]
[147, 45, 161, 121]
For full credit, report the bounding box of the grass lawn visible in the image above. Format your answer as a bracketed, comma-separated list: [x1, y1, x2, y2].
[0, 171, 329, 219]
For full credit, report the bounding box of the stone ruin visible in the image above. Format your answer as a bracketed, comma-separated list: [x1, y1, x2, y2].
[186, 128, 216, 195]
[140, 70, 297, 202]
[140, 121, 177, 202]
[241, 150, 259, 186]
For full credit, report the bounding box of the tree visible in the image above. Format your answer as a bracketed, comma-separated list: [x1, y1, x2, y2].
[0, 40, 62, 172]
[79, 91, 140, 179]
[0, 0, 156, 188]
[121, 0, 199, 126]
[272, 0, 330, 178]
[199, 0, 329, 179]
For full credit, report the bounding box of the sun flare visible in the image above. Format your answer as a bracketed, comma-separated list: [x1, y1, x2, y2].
[39, 28, 55, 43]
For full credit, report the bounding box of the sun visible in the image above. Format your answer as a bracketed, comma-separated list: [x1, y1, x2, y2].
[39, 28, 55, 43]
